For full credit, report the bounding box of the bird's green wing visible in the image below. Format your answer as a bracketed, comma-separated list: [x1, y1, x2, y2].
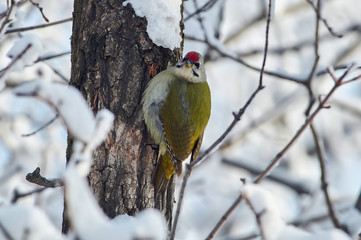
[160, 79, 211, 174]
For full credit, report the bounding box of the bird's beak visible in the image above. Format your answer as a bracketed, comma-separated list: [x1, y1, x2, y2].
[185, 59, 193, 68]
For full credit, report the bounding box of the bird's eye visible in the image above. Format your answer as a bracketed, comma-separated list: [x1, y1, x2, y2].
[194, 62, 200, 68]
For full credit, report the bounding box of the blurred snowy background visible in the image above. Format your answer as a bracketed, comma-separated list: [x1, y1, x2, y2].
[1, 0, 361, 239]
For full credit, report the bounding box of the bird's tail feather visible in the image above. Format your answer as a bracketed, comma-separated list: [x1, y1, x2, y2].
[152, 153, 174, 197]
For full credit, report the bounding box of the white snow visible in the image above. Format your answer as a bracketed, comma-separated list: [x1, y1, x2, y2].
[87, 109, 115, 151]
[243, 184, 352, 240]
[64, 160, 167, 240]
[0, 205, 64, 240]
[1, 0, 361, 240]
[6, 34, 43, 70]
[14, 80, 96, 143]
[122, 0, 182, 50]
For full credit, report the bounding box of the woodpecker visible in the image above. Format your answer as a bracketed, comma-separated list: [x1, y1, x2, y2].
[142, 51, 211, 195]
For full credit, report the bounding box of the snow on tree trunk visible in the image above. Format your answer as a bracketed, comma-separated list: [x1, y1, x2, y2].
[63, 0, 183, 232]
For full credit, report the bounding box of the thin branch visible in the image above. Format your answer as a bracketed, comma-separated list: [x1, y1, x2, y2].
[292, 206, 350, 227]
[244, 196, 266, 240]
[185, 35, 306, 84]
[194, 0, 271, 169]
[193, 85, 264, 168]
[49, 66, 70, 83]
[192, 0, 209, 42]
[255, 0, 320, 184]
[206, 194, 244, 240]
[310, 123, 341, 229]
[29, 0, 49, 22]
[304, 0, 320, 116]
[169, 165, 192, 240]
[35, 51, 70, 63]
[222, 159, 311, 195]
[0, 43, 32, 78]
[184, 0, 219, 21]
[22, 113, 59, 137]
[11, 187, 47, 203]
[170, 80, 263, 239]
[5, 17, 72, 34]
[25, 167, 64, 188]
[0, 0, 15, 36]
[254, 64, 358, 185]
[343, 73, 361, 84]
[306, 4, 343, 226]
[237, 23, 361, 58]
[317, 64, 361, 77]
[305, 0, 343, 38]
[206, 66, 361, 239]
[223, 4, 267, 45]
[171, 5, 272, 238]
[254, 77, 339, 184]
[219, 89, 301, 151]
[204, 1, 273, 238]
[0, 0, 27, 19]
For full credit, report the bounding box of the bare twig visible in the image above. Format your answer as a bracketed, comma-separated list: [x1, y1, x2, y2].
[206, 193, 244, 240]
[305, 0, 343, 38]
[236, 24, 361, 58]
[169, 165, 192, 240]
[5, 17, 72, 34]
[304, 0, 321, 116]
[253, 71, 351, 185]
[343, 72, 361, 84]
[170, 79, 264, 239]
[195, 87, 264, 168]
[26, 167, 64, 188]
[206, 66, 361, 240]
[22, 114, 59, 137]
[29, 0, 49, 22]
[197, 0, 270, 172]
[0, 0, 15, 36]
[171, 0, 273, 236]
[0, 44, 32, 77]
[190, 0, 272, 165]
[310, 123, 341, 228]
[186, 35, 306, 84]
[184, 0, 219, 21]
[35, 51, 71, 63]
[0, 0, 27, 19]
[223, 3, 267, 45]
[219, 89, 301, 151]
[11, 187, 47, 203]
[204, 1, 273, 238]
[49, 66, 70, 83]
[292, 206, 350, 227]
[222, 159, 311, 195]
[305, 4, 345, 227]
[317, 64, 361, 77]
[192, 0, 209, 42]
[244, 196, 266, 240]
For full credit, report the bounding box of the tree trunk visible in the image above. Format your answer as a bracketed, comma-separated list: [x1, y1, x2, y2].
[63, 0, 183, 232]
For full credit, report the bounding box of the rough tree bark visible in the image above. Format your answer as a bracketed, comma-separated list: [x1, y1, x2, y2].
[63, 0, 184, 232]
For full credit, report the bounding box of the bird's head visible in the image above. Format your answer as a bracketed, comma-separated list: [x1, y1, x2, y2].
[171, 51, 206, 83]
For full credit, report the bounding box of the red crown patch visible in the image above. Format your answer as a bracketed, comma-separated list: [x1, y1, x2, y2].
[185, 51, 199, 62]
